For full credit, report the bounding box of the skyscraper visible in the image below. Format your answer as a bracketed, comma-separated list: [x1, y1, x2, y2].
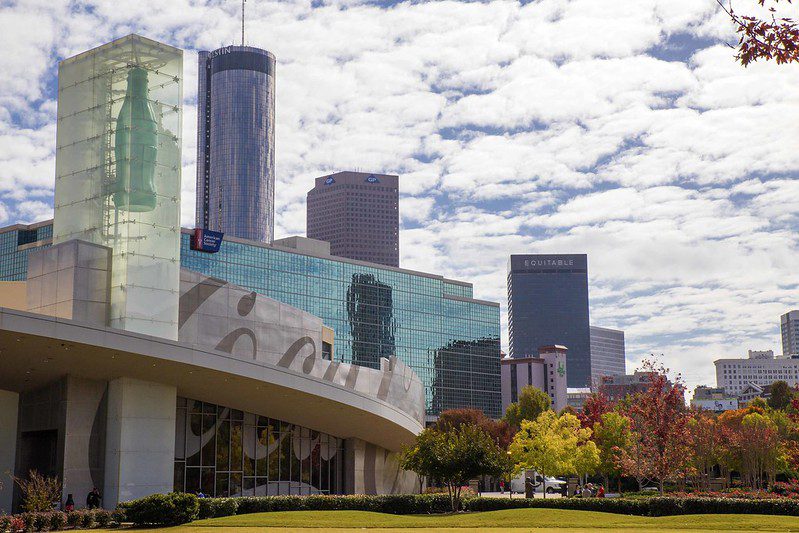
[306, 171, 399, 267]
[589, 325, 625, 385]
[196, 45, 276, 243]
[782, 310, 799, 357]
[507, 254, 591, 388]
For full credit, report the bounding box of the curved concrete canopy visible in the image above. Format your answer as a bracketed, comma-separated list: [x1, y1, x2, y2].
[0, 308, 423, 451]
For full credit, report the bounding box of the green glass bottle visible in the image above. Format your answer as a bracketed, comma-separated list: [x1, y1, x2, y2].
[113, 67, 158, 212]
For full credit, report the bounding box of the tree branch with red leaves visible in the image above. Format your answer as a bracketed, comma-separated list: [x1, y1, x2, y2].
[717, 0, 799, 65]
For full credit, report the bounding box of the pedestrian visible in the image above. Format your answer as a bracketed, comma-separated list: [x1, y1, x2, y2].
[597, 485, 605, 498]
[499, 480, 505, 494]
[86, 487, 101, 509]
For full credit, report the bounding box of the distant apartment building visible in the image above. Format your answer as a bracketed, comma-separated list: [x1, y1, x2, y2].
[782, 310, 799, 357]
[715, 349, 799, 395]
[691, 386, 739, 412]
[307, 171, 399, 267]
[598, 371, 670, 402]
[567, 388, 592, 411]
[589, 326, 625, 386]
[501, 345, 568, 413]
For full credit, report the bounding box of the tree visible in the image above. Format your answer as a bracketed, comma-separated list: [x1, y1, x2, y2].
[578, 392, 613, 430]
[769, 380, 795, 410]
[617, 429, 656, 492]
[400, 424, 508, 511]
[621, 359, 691, 494]
[509, 411, 599, 498]
[503, 385, 551, 428]
[436, 408, 513, 448]
[716, 0, 799, 66]
[739, 412, 785, 488]
[688, 411, 723, 490]
[593, 411, 632, 491]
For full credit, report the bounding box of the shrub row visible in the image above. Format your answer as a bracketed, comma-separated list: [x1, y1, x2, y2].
[463, 495, 799, 516]
[0, 509, 115, 532]
[117, 492, 799, 526]
[198, 494, 453, 519]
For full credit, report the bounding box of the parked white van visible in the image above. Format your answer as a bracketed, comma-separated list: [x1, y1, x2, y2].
[509, 470, 566, 494]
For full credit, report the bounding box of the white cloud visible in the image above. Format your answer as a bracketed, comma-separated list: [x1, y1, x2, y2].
[0, 0, 796, 396]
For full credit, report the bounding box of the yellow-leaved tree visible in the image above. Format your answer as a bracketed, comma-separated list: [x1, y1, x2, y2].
[509, 411, 599, 498]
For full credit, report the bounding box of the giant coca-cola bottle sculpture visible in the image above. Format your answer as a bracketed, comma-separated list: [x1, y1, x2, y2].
[113, 67, 158, 212]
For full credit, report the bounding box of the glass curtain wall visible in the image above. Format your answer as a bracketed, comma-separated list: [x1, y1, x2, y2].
[53, 34, 182, 340]
[174, 398, 344, 497]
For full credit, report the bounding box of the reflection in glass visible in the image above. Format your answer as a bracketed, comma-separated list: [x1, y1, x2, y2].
[173, 397, 343, 496]
[346, 274, 396, 369]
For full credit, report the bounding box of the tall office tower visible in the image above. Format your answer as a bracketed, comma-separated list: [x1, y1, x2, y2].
[508, 254, 591, 388]
[782, 310, 799, 357]
[589, 326, 626, 386]
[196, 45, 276, 243]
[306, 171, 399, 267]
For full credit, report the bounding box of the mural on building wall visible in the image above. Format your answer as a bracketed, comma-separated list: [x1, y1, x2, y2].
[177, 269, 425, 426]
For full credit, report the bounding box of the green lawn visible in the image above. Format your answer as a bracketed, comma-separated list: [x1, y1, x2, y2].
[162, 508, 799, 531]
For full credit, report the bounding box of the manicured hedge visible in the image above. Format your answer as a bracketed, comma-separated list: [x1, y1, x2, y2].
[115, 493, 799, 527]
[463, 496, 799, 516]
[221, 494, 453, 516]
[120, 492, 199, 526]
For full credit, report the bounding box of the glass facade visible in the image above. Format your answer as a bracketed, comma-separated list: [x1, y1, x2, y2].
[54, 34, 182, 340]
[0, 224, 52, 281]
[174, 397, 344, 497]
[196, 47, 276, 244]
[589, 326, 626, 384]
[182, 234, 502, 418]
[0, 223, 502, 418]
[508, 254, 591, 388]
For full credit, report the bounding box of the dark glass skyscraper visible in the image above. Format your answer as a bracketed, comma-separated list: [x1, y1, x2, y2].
[307, 171, 399, 267]
[196, 46, 276, 243]
[507, 254, 591, 388]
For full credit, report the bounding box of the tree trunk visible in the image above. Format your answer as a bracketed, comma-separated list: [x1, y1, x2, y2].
[659, 478, 664, 496]
[447, 483, 454, 513]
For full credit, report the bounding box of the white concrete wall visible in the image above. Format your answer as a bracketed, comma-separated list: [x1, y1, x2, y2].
[0, 390, 19, 514]
[62, 377, 106, 509]
[104, 378, 176, 508]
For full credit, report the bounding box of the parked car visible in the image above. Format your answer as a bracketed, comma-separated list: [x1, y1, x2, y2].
[509, 470, 567, 494]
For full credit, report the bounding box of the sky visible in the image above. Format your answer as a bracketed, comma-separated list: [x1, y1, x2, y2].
[0, 0, 797, 393]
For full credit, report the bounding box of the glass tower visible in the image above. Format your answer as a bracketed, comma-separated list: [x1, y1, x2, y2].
[196, 46, 276, 243]
[507, 254, 591, 388]
[54, 34, 182, 340]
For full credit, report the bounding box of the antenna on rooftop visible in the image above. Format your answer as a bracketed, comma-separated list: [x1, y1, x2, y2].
[241, 0, 246, 46]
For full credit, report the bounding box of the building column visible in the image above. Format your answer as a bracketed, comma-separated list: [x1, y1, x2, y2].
[62, 377, 107, 510]
[0, 390, 19, 514]
[104, 378, 176, 508]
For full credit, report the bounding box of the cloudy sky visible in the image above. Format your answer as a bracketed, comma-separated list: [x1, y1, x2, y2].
[1, 0, 797, 392]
